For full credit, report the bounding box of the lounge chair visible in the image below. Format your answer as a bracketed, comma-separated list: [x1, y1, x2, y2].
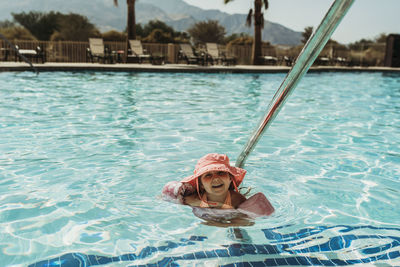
[14, 45, 45, 63]
[280, 56, 293, 66]
[315, 56, 330, 66]
[127, 40, 152, 63]
[87, 38, 113, 63]
[333, 57, 348, 66]
[205, 43, 224, 65]
[178, 43, 203, 64]
[260, 45, 278, 65]
[218, 45, 236, 66]
[261, 55, 278, 65]
[205, 43, 236, 65]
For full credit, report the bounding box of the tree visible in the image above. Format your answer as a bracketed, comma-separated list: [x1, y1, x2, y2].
[54, 13, 100, 41]
[11, 11, 99, 41]
[135, 24, 144, 38]
[12, 11, 59, 40]
[348, 38, 374, 50]
[302, 26, 313, 44]
[224, 0, 269, 65]
[143, 20, 175, 38]
[142, 29, 174, 43]
[113, 0, 136, 40]
[0, 20, 15, 29]
[374, 33, 387, 43]
[140, 20, 189, 43]
[141, 20, 175, 43]
[187, 20, 226, 45]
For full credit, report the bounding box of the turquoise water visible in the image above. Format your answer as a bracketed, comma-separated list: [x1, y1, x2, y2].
[0, 71, 399, 266]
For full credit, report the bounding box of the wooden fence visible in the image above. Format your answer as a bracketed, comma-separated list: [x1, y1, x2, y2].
[0, 40, 386, 66]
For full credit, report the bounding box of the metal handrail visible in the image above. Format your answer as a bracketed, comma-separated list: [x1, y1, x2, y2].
[0, 33, 38, 74]
[236, 0, 355, 168]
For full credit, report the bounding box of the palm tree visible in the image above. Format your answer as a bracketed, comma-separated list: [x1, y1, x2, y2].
[224, 0, 268, 65]
[113, 0, 136, 40]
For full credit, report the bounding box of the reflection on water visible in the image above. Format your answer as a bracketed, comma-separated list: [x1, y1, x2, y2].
[0, 71, 399, 266]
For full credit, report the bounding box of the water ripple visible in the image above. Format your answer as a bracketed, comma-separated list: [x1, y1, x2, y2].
[0, 71, 399, 265]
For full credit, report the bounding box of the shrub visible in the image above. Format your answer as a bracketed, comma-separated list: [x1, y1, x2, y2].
[187, 20, 226, 45]
[142, 29, 174, 43]
[102, 30, 126, 41]
[0, 26, 36, 41]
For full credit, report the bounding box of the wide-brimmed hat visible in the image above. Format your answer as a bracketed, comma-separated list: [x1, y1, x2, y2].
[181, 153, 246, 192]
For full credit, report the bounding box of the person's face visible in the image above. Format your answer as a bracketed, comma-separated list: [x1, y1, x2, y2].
[200, 171, 231, 196]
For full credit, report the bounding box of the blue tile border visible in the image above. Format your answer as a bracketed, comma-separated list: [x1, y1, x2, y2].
[28, 225, 400, 267]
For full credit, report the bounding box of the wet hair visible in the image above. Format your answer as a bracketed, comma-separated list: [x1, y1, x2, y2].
[228, 173, 235, 190]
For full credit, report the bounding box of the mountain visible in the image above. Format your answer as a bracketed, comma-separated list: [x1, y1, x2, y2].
[0, 0, 302, 45]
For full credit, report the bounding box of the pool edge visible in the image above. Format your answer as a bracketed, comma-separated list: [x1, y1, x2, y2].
[1, 62, 400, 73]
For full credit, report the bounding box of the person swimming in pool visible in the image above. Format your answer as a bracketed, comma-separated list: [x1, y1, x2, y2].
[162, 153, 274, 217]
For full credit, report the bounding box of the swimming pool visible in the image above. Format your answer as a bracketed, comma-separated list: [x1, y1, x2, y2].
[0, 71, 399, 266]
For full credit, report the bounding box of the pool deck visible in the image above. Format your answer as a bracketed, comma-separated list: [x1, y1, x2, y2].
[1, 61, 399, 73]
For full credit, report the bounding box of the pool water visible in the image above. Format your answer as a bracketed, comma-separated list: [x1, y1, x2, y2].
[0, 71, 399, 266]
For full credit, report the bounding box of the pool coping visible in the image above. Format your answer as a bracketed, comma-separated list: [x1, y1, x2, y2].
[1, 62, 400, 73]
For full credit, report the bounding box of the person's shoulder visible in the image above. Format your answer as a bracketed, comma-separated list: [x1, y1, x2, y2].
[231, 190, 246, 208]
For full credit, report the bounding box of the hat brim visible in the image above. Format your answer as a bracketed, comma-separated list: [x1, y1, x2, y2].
[181, 163, 246, 189]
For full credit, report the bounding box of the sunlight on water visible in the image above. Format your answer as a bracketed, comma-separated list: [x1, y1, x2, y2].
[0, 71, 399, 266]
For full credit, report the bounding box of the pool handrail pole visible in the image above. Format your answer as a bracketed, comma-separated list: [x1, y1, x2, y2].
[0, 33, 38, 74]
[235, 0, 355, 168]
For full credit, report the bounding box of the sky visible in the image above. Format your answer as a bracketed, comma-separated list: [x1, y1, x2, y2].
[183, 0, 399, 44]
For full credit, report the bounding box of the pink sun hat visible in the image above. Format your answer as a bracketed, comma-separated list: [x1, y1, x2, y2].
[180, 153, 246, 192]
